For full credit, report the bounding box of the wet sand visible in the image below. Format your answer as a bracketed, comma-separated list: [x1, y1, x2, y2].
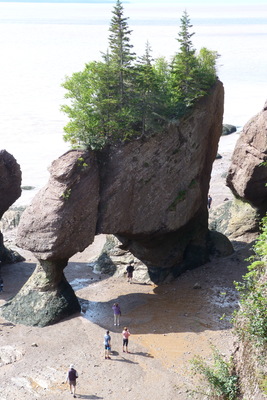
[0, 238, 251, 400]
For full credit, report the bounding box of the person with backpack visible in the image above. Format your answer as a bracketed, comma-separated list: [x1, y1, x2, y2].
[66, 364, 78, 398]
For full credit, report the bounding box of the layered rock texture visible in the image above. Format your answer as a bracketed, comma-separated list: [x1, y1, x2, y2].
[2, 81, 228, 326]
[0, 150, 22, 264]
[227, 100, 267, 214]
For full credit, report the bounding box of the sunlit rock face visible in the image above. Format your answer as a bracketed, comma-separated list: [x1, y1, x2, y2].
[0, 150, 22, 263]
[227, 100, 267, 213]
[16, 150, 99, 260]
[0, 150, 21, 220]
[2, 80, 226, 326]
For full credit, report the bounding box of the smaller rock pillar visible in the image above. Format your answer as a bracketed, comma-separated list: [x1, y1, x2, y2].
[1, 258, 80, 326]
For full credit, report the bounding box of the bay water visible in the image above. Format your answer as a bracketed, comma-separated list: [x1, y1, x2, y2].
[0, 1, 266, 205]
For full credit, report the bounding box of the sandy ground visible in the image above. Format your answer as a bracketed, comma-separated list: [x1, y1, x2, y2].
[0, 132, 252, 400]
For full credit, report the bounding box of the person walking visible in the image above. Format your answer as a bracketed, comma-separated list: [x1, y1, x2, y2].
[66, 364, 78, 398]
[104, 330, 111, 359]
[126, 262, 134, 283]
[112, 302, 121, 326]
[207, 194, 212, 209]
[122, 327, 131, 353]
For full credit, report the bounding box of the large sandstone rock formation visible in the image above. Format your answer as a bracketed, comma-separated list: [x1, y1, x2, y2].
[227, 100, 267, 214]
[1, 81, 228, 326]
[0, 150, 22, 263]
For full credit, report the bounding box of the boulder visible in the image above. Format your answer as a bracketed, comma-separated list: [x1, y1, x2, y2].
[207, 230, 234, 258]
[0, 150, 21, 218]
[2, 80, 225, 325]
[226, 100, 267, 213]
[0, 150, 22, 264]
[222, 124, 237, 136]
[209, 199, 259, 241]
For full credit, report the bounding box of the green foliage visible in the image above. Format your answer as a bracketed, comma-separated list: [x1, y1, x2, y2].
[191, 346, 239, 400]
[77, 157, 88, 169]
[171, 11, 219, 113]
[233, 215, 267, 346]
[189, 178, 197, 188]
[61, 188, 72, 201]
[260, 375, 267, 394]
[61, 64, 108, 150]
[61, 4, 220, 150]
[168, 190, 186, 211]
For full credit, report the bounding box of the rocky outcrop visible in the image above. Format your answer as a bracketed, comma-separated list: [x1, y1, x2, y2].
[209, 199, 259, 241]
[222, 124, 237, 136]
[2, 151, 99, 325]
[15, 151, 99, 260]
[0, 150, 23, 264]
[226, 101, 267, 213]
[0, 150, 21, 217]
[2, 81, 227, 326]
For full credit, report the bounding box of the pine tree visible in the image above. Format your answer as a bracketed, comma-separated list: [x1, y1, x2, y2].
[61, 6, 220, 150]
[171, 10, 199, 111]
[134, 43, 171, 134]
[108, 0, 135, 104]
[171, 10, 219, 115]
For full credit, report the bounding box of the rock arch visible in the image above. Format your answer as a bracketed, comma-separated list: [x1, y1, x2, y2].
[1, 81, 228, 326]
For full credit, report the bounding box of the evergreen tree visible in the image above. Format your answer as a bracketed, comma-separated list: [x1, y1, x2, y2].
[108, 0, 135, 104]
[134, 42, 161, 135]
[171, 10, 219, 117]
[61, 5, 220, 150]
[171, 10, 199, 111]
[196, 47, 219, 90]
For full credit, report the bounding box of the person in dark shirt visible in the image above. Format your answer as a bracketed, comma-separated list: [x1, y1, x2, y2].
[66, 364, 78, 398]
[207, 194, 212, 209]
[104, 330, 111, 359]
[126, 262, 134, 283]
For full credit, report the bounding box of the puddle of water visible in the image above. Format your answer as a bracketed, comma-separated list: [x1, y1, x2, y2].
[70, 278, 92, 291]
[209, 285, 239, 308]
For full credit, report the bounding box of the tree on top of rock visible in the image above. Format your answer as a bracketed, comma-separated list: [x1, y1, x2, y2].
[108, 0, 135, 103]
[61, 4, 220, 150]
[171, 10, 219, 116]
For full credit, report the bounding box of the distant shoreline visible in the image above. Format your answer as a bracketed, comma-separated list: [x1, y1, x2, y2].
[0, 0, 116, 3]
[0, 0, 117, 4]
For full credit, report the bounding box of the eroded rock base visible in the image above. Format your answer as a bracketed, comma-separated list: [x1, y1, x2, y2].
[1, 261, 81, 326]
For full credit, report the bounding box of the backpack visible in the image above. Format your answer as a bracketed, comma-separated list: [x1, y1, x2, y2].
[68, 369, 77, 381]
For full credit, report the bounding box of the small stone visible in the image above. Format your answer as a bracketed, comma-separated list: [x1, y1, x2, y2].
[193, 283, 201, 289]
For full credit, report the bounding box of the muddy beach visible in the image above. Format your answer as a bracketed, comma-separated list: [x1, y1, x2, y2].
[0, 132, 252, 400]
